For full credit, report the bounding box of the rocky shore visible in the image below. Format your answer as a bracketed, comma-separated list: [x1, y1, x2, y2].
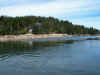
[0, 34, 72, 41]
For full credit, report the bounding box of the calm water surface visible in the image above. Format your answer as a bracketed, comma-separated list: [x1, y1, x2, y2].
[0, 36, 100, 75]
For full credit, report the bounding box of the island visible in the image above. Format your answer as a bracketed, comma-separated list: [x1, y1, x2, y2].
[0, 16, 100, 41]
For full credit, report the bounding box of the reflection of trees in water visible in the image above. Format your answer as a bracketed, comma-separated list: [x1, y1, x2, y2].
[0, 40, 74, 59]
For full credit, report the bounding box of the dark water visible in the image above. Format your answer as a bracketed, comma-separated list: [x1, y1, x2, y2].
[0, 37, 100, 75]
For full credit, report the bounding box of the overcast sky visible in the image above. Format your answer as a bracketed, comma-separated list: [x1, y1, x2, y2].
[0, 0, 100, 29]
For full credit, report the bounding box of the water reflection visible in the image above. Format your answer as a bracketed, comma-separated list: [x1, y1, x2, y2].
[0, 40, 74, 61]
[0, 39, 99, 75]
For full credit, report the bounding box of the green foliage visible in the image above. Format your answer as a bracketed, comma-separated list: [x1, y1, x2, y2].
[0, 16, 99, 35]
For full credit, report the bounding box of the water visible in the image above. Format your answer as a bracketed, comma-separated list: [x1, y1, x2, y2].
[0, 36, 100, 75]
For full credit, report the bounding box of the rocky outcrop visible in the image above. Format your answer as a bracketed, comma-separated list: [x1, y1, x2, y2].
[86, 37, 100, 40]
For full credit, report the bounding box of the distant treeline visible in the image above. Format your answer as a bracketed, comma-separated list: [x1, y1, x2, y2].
[0, 16, 99, 35]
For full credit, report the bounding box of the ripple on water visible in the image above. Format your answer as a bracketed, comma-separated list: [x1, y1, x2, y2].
[0, 37, 100, 75]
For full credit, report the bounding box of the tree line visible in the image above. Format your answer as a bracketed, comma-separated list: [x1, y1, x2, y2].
[0, 16, 99, 35]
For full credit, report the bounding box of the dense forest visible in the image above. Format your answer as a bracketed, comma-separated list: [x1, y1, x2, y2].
[0, 16, 99, 35]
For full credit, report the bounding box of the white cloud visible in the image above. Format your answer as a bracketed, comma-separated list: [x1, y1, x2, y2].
[0, 0, 86, 16]
[0, 0, 100, 29]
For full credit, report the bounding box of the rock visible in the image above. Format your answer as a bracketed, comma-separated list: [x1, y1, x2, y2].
[87, 37, 100, 40]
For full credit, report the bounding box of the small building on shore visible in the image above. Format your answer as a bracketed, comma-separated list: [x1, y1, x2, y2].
[28, 29, 33, 34]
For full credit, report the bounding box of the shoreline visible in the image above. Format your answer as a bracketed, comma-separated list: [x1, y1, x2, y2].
[0, 34, 99, 41]
[0, 34, 72, 41]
